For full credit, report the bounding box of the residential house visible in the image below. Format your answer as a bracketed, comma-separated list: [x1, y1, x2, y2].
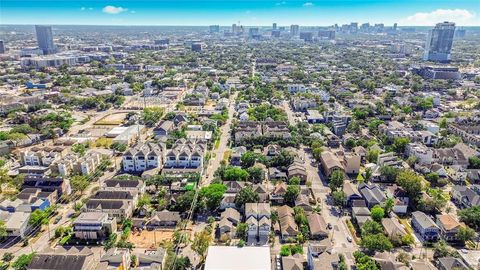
[102, 179, 146, 194]
[412, 211, 440, 241]
[307, 240, 339, 270]
[271, 182, 287, 205]
[134, 248, 166, 270]
[0, 211, 31, 237]
[319, 149, 360, 176]
[146, 211, 181, 228]
[22, 176, 71, 197]
[230, 146, 247, 166]
[82, 200, 133, 220]
[382, 218, 408, 241]
[451, 185, 480, 208]
[153, 120, 174, 138]
[26, 247, 97, 270]
[358, 183, 387, 208]
[436, 214, 464, 242]
[245, 203, 271, 245]
[352, 206, 372, 227]
[282, 254, 306, 270]
[73, 212, 117, 241]
[288, 160, 308, 183]
[307, 213, 328, 240]
[436, 257, 469, 270]
[219, 208, 241, 239]
[99, 248, 131, 270]
[277, 205, 299, 241]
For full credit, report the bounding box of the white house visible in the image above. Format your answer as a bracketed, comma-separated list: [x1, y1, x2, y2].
[287, 84, 306, 93]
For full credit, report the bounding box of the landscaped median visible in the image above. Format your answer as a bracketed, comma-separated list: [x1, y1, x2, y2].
[345, 218, 361, 244]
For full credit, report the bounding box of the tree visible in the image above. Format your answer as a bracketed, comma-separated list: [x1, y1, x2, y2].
[459, 206, 480, 229]
[370, 205, 385, 222]
[379, 166, 399, 182]
[361, 220, 383, 236]
[353, 251, 379, 270]
[2, 252, 14, 263]
[236, 223, 248, 240]
[234, 186, 259, 208]
[241, 151, 258, 168]
[70, 175, 89, 195]
[433, 240, 454, 258]
[328, 170, 344, 191]
[383, 198, 395, 215]
[456, 226, 476, 244]
[361, 233, 393, 253]
[469, 156, 480, 169]
[199, 183, 227, 211]
[224, 167, 249, 181]
[393, 137, 410, 154]
[401, 234, 415, 246]
[332, 190, 346, 208]
[0, 220, 6, 240]
[173, 191, 195, 212]
[396, 170, 424, 199]
[425, 172, 440, 185]
[142, 107, 165, 127]
[71, 143, 87, 156]
[364, 168, 373, 182]
[284, 185, 300, 205]
[288, 176, 301, 185]
[12, 253, 35, 270]
[247, 167, 265, 183]
[366, 149, 379, 163]
[191, 229, 212, 263]
[137, 194, 152, 208]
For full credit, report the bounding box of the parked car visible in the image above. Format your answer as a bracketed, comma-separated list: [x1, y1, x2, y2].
[347, 236, 352, 242]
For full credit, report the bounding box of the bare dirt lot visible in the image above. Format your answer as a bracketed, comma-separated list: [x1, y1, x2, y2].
[94, 112, 128, 125]
[128, 229, 175, 248]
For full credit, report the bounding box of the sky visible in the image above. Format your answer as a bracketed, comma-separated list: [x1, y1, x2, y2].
[0, 0, 479, 26]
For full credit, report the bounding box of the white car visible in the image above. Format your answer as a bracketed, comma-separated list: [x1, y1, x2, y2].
[347, 236, 352, 242]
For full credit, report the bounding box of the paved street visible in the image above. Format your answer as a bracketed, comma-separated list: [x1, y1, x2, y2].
[203, 91, 238, 184]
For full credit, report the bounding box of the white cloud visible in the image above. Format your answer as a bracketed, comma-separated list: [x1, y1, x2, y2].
[275, 1, 286, 6]
[303, 2, 314, 7]
[88, 7, 93, 10]
[130, 10, 136, 14]
[102, 5, 128, 14]
[400, 9, 476, 26]
[80, 7, 86, 11]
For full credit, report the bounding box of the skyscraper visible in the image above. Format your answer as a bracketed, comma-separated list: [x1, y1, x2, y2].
[35, 25, 56, 55]
[232, 24, 237, 35]
[0, 41, 4, 54]
[423, 21, 455, 62]
[272, 23, 277, 30]
[209, 25, 220, 33]
[290, 25, 299, 36]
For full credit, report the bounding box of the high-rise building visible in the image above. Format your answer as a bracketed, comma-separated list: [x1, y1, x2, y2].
[455, 28, 466, 39]
[393, 23, 398, 31]
[272, 23, 277, 30]
[290, 25, 299, 36]
[35, 25, 56, 55]
[209, 25, 220, 33]
[232, 24, 237, 34]
[249, 28, 259, 38]
[299, 32, 313, 42]
[423, 21, 455, 62]
[0, 41, 4, 54]
[350, 22, 358, 33]
[318, 30, 335, 40]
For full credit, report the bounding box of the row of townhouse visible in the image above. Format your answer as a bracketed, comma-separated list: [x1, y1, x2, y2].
[55, 150, 103, 176]
[122, 142, 166, 173]
[234, 121, 291, 143]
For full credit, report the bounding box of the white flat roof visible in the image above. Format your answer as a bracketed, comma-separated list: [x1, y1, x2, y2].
[204, 246, 271, 270]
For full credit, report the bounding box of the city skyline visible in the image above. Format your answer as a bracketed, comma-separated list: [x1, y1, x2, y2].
[1, 0, 479, 26]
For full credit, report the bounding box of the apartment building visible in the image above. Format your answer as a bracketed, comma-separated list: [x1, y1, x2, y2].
[73, 212, 117, 240]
